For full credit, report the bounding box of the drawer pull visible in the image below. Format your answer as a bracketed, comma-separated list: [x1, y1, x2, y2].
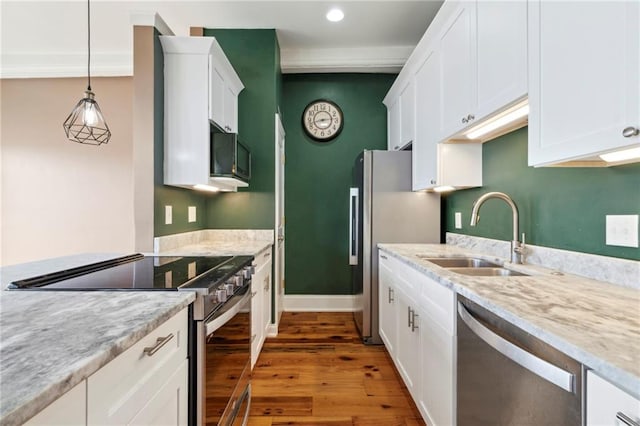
[616, 412, 640, 426]
[143, 333, 174, 357]
[388, 287, 394, 303]
[264, 251, 271, 259]
[380, 254, 388, 260]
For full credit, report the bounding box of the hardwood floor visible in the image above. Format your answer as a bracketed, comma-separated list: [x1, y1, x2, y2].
[247, 312, 425, 426]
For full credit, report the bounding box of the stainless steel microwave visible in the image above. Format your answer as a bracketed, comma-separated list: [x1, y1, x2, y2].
[210, 126, 251, 183]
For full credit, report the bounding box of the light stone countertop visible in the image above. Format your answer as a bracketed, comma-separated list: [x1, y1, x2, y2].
[0, 255, 195, 426]
[158, 240, 272, 257]
[378, 243, 640, 400]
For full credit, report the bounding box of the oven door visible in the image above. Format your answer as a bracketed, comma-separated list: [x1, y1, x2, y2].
[199, 287, 251, 426]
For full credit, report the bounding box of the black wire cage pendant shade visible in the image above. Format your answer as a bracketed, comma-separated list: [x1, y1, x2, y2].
[63, 0, 111, 145]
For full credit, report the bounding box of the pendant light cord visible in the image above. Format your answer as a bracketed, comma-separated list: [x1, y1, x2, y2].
[87, 0, 91, 91]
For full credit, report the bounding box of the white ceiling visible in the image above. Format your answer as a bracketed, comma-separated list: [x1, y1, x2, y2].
[0, 0, 443, 77]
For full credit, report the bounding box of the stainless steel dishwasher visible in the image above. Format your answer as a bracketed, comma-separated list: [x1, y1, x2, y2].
[457, 295, 583, 425]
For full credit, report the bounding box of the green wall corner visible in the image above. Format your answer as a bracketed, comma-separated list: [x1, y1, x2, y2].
[443, 127, 640, 260]
[283, 73, 396, 295]
[203, 29, 280, 230]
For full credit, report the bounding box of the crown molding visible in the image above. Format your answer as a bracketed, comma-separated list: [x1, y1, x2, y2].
[0, 52, 132, 79]
[130, 12, 174, 36]
[280, 46, 412, 74]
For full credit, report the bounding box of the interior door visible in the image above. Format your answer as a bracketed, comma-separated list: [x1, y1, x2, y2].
[274, 113, 286, 329]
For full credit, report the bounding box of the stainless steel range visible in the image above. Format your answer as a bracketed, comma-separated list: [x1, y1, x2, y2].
[8, 253, 255, 426]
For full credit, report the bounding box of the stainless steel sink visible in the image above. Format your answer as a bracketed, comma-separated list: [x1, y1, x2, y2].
[447, 267, 529, 277]
[418, 256, 500, 268]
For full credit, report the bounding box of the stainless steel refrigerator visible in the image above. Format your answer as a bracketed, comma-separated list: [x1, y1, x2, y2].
[350, 150, 440, 344]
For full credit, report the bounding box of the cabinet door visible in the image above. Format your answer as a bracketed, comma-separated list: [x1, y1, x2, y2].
[209, 64, 225, 129]
[262, 267, 272, 337]
[395, 284, 421, 397]
[25, 381, 86, 426]
[388, 98, 401, 150]
[475, 0, 527, 120]
[128, 360, 189, 426]
[439, 1, 477, 139]
[251, 265, 264, 368]
[413, 48, 441, 191]
[224, 85, 238, 133]
[528, 1, 640, 166]
[378, 256, 397, 355]
[586, 371, 640, 426]
[418, 312, 455, 426]
[400, 79, 416, 148]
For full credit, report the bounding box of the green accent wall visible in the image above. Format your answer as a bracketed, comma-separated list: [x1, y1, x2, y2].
[283, 73, 397, 295]
[203, 29, 280, 229]
[443, 127, 640, 260]
[153, 28, 209, 237]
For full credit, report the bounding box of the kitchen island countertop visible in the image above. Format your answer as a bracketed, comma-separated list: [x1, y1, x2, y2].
[378, 243, 640, 400]
[0, 254, 195, 426]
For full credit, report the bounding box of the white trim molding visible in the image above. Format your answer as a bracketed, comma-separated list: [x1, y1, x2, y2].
[130, 12, 174, 36]
[280, 46, 413, 74]
[283, 295, 357, 312]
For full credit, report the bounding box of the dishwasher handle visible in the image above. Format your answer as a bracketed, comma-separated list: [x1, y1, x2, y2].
[457, 302, 575, 393]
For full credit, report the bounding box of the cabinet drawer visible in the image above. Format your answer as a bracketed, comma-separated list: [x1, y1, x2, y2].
[253, 247, 272, 273]
[587, 370, 640, 426]
[87, 308, 188, 424]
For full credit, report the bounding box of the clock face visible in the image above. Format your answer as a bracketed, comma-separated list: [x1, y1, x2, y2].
[302, 99, 344, 142]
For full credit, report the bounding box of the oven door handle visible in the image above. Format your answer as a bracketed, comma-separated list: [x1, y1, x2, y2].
[205, 290, 251, 336]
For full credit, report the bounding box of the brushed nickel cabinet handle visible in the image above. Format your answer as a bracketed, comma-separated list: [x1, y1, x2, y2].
[411, 311, 419, 332]
[462, 117, 468, 124]
[407, 306, 412, 328]
[622, 127, 639, 137]
[143, 333, 174, 357]
[388, 287, 394, 303]
[616, 412, 640, 426]
[380, 254, 388, 260]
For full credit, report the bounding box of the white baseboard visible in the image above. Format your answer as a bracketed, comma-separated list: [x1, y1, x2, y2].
[266, 324, 278, 337]
[283, 295, 357, 312]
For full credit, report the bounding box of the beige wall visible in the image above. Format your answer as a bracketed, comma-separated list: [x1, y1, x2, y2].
[0, 77, 135, 266]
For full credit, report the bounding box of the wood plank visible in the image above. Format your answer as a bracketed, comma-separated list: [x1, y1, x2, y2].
[212, 312, 425, 426]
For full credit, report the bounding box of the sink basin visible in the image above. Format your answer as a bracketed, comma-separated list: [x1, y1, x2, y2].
[447, 267, 529, 277]
[418, 256, 500, 268]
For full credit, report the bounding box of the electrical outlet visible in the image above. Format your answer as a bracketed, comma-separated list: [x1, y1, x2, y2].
[455, 212, 462, 229]
[165, 205, 172, 225]
[606, 215, 639, 248]
[188, 206, 197, 223]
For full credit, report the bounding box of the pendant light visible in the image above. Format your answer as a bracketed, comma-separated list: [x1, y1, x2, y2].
[63, 0, 111, 145]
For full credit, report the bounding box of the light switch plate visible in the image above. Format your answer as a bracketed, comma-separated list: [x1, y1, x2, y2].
[455, 212, 462, 229]
[188, 206, 197, 223]
[165, 205, 172, 225]
[606, 215, 639, 248]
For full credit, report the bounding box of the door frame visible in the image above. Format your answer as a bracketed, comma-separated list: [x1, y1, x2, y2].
[271, 112, 286, 335]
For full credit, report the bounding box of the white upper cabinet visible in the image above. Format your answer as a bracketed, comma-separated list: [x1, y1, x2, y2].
[439, 0, 528, 142]
[387, 97, 401, 151]
[413, 48, 441, 190]
[160, 36, 244, 190]
[386, 80, 414, 151]
[400, 79, 416, 148]
[438, 1, 477, 139]
[475, 0, 528, 120]
[210, 52, 243, 133]
[528, 1, 640, 166]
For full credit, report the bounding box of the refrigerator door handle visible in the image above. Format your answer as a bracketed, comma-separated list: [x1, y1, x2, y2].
[349, 187, 359, 265]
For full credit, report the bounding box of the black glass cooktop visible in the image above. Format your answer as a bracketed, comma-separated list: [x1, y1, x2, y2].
[8, 254, 252, 290]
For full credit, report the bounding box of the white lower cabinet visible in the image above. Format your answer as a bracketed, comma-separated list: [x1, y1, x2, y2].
[87, 307, 189, 425]
[419, 311, 455, 426]
[25, 381, 87, 426]
[251, 246, 273, 368]
[587, 370, 640, 426]
[395, 284, 421, 397]
[378, 252, 455, 426]
[27, 308, 190, 426]
[378, 256, 397, 356]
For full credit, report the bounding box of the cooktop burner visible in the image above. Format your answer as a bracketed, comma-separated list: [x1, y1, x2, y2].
[7, 254, 250, 291]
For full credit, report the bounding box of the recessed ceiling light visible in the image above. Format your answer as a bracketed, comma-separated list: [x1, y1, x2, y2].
[326, 8, 344, 22]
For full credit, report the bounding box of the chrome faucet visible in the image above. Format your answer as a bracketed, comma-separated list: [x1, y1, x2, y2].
[470, 192, 525, 264]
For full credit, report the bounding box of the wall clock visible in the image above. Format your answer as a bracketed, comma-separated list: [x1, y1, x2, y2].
[302, 99, 344, 142]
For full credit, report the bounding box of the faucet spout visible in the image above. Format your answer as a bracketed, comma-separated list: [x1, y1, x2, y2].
[469, 192, 524, 264]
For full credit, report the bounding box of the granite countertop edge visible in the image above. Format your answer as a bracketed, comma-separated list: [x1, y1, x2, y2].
[378, 243, 640, 400]
[0, 292, 195, 426]
[157, 240, 273, 257]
